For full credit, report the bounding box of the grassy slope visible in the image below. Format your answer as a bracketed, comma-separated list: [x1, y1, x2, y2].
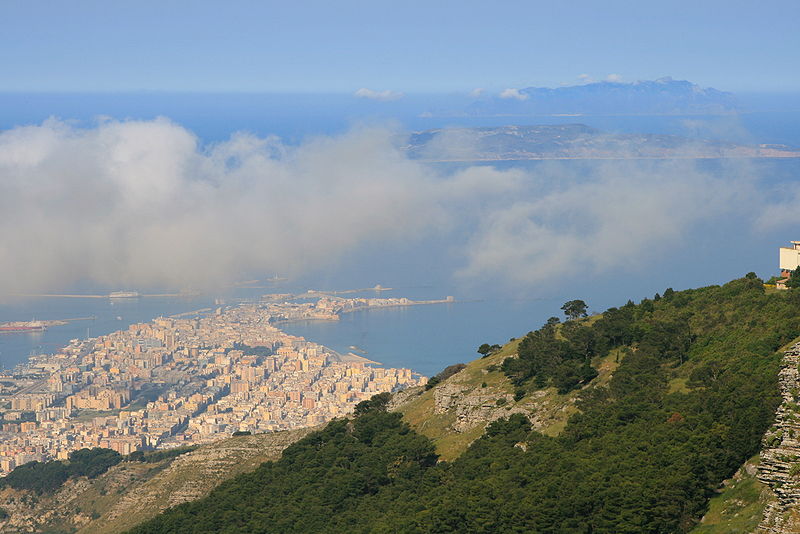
[9, 283, 794, 532]
[688, 335, 800, 533]
[397, 341, 517, 460]
[0, 429, 313, 534]
[80, 429, 314, 534]
[691, 456, 769, 534]
[397, 321, 621, 460]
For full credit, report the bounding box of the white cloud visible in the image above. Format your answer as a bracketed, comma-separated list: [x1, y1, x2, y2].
[0, 119, 777, 297]
[353, 88, 404, 101]
[499, 88, 528, 101]
[606, 73, 623, 82]
[456, 159, 759, 286]
[0, 119, 519, 295]
[578, 74, 593, 83]
[469, 87, 486, 98]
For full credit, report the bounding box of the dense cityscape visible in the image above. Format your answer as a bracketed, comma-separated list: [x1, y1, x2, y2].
[0, 294, 436, 474]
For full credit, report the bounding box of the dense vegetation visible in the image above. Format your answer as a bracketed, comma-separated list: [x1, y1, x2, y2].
[124, 278, 800, 532]
[0, 445, 200, 495]
[502, 315, 601, 393]
[0, 448, 121, 494]
[229, 342, 273, 357]
[127, 445, 199, 463]
[424, 363, 467, 390]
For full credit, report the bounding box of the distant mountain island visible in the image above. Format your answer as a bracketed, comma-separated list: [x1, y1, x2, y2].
[465, 78, 738, 116]
[404, 124, 800, 161]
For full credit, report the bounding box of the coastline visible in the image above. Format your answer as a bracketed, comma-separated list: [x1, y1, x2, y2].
[3, 294, 453, 376]
[0, 293, 429, 471]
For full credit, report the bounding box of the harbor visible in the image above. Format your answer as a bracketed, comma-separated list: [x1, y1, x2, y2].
[0, 317, 96, 334]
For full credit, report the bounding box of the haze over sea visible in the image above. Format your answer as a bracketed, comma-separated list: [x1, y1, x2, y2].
[1, 93, 799, 376]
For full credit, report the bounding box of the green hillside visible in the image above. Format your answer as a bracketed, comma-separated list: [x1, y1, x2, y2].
[128, 276, 798, 533]
[0, 429, 314, 534]
[690, 455, 769, 533]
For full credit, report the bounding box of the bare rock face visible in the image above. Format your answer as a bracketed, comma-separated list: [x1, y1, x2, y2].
[758, 343, 800, 533]
[0, 461, 154, 533]
[81, 429, 314, 534]
[0, 428, 314, 534]
[430, 366, 550, 434]
[387, 385, 425, 410]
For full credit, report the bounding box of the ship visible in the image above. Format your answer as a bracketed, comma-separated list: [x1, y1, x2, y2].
[108, 291, 140, 298]
[0, 320, 46, 333]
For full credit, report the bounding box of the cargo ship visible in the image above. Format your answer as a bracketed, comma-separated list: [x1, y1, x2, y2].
[0, 320, 46, 333]
[108, 291, 140, 298]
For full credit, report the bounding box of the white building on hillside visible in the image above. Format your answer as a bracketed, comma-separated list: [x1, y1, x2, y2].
[776, 241, 800, 289]
[780, 241, 800, 277]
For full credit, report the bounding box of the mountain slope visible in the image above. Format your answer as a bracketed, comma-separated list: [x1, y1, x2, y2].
[128, 276, 797, 533]
[394, 330, 620, 460]
[690, 455, 770, 533]
[755, 342, 800, 532]
[0, 428, 314, 534]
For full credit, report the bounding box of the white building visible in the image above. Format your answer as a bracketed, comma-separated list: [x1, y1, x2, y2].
[780, 241, 800, 276]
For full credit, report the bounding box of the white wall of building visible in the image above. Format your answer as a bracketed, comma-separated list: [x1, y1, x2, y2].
[780, 247, 800, 272]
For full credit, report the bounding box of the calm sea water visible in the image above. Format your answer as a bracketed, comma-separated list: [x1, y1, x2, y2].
[0, 289, 555, 377]
[281, 297, 559, 377]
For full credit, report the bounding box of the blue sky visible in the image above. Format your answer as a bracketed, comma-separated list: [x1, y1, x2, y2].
[0, 0, 798, 93]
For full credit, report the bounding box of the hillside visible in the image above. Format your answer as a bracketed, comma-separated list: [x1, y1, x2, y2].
[690, 455, 770, 533]
[126, 276, 800, 533]
[393, 325, 619, 461]
[0, 428, 313, 534]
[404, 124, 800, 162]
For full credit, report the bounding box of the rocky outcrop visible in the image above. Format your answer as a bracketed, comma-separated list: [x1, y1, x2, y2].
[80, 428, 314, 534]
[387, 385, 425, 410]
[758, 343, 800, 533]
[0, 428, 314, 534]
[433, 379, 547, 432]
[395, 348, 597, 462]
[0, 461, 155, 533]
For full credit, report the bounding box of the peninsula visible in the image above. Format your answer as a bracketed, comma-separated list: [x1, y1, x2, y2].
[0, 294, 436, 474]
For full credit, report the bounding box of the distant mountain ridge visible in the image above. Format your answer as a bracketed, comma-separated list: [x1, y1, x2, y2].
[404, 123, 800, 161]
[466, 78, 739, 115]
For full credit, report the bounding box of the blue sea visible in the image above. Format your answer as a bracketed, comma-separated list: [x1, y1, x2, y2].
[0, 288, 555, 377]
[1, 93, 799, 377]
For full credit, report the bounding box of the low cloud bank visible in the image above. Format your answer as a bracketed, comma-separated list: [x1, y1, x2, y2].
[458, 159, 760, 285]
[0, 118, 777, 295]
[0, 118, 519, 294]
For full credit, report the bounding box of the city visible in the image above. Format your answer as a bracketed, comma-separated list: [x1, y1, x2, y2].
[0, 294, 437, 474]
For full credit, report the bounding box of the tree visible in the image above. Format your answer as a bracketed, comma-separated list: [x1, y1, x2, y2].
[477, 343, 493, 357]
[561, 300, 588, 321]
[354, 392, 392, 415]
[787, 266, 800, 288]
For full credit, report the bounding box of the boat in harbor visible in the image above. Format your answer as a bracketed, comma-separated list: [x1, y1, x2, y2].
[109, 291, 140, 298]
[0, 320, 46, 333]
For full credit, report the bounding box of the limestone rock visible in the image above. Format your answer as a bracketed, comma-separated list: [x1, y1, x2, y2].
[758, 343, 800, 533]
